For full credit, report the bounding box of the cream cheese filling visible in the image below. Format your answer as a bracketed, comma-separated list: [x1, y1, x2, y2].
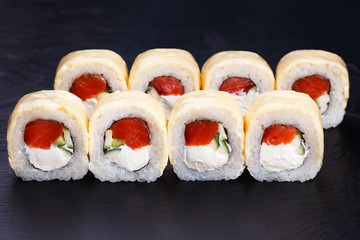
[105, 145, 151, 171]
[26, 145, 71, 172]
[231, 87, 259, 117]
[83, 92, 108, 119]
[259, 134, 308, 172]
[184, 123, 231, 172]
[83, 98, 98, 119]
[146, 86, 179, 119]
[159, 95, 180, 119]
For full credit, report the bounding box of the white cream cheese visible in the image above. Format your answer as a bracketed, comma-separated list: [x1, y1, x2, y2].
[159, 95, 180, 119]
[184, 123, 232, 172]
[231, 87, 259, 116]
[83, 92, 108, 119]
[83, 98, 98, 119]
[105, 145, 151, 171]
[259, 134, 308, 172]
[26, 145, 71, 171]
[146, 86, 179, 119]
[315, 93, 330, 114]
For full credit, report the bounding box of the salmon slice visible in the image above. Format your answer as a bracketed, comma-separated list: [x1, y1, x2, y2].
[24, 120, 64, 149]
[219, 77, 255, 95]
[262, 125, 299, 146]
[151, 76, 184, 96]
[69, 74, 107, 101]
[185, 120, 219, 146]
[110, 118, 150, 150]
[292, 74, 330, 100]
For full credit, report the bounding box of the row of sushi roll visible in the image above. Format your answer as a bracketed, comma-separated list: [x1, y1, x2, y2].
[7, 48, 349, 182]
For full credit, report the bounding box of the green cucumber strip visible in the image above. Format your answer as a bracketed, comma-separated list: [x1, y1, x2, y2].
[222, 140, 231, 154]
[104, 128, 125, 152]
[298, 132, 303, 140]
[295, 132, 306, 155]
[59, 146, 73, 155]
[253, 85, 258, 93]
[54, 135, 65, 147]
[63, 128, 73, 148]
[214, 133, 220, 150]
[296, 143, 305, 155]
[146, 85, 161, 99]
[217, 123, 227, 141]
[146, 85, 152, 94]
[213, 122, 231, 154]
[112, 139, 125, 148]
[104, 147, 122, 154]
[104, 129, 113, 150]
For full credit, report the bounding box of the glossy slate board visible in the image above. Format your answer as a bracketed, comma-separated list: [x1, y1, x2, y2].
[0, 1, 359, 239]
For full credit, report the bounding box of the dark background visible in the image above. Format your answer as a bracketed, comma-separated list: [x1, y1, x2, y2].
[0, 1, 360, 239]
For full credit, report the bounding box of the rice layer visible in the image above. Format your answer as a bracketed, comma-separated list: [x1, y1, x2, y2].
[88, 90, 168, 182]
[7, 90, 89, 181]
[276, 49, 349, 128]
[168, 90, 245, 181]
[244, 90, 323, 182]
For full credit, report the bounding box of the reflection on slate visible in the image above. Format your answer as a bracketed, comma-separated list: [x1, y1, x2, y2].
[0, 0, 360, 239]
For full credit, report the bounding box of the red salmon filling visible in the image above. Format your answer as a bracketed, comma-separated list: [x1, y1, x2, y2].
[151, 76, 184, 96]
[219, 77, 255, 95]
[110, 118, 150, 150]
[69, 74, 107, 101]
[24, 120, 64, 149]
[262, 125, 299, 146]
[292, 74, 330, 100]
[185, 120, 219, 146]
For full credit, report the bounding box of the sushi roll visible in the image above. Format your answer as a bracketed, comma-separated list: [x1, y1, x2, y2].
[202, 51, 275, 116]
[54, 49, 128, 119]
[276, 50, 349, 128]
[89, 90, 167, 182]
[128, 48, 200, 119]
[168, 90, 245, 181]
[245, 90, 323, 182]
[7, 90, 89, 181]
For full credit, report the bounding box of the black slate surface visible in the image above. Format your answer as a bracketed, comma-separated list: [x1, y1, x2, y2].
[0, 1, 360, 239]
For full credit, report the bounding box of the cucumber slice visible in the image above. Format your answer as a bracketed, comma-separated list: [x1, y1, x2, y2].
[296, 132, 306, 155]
[212, 122, 231, 155]
[104, 129, 113, 150]
[63, 128, 73, 149]
[112, 139, 124, 148]
[54, 135, 65, 147]
[214, 133, 220, 150]
[253, 85, 258, 93]
[53, 128, 73, 154]
[222, 140, 231, 154]
[298, 143, 305, 155]
[59, 146, 73, 155]
[104, 129, 125, 153]
[298, 132, 303, 140]
[146, 86, 161, 100]
[104, 147, 122, 154]
[217, 123, 227, 141]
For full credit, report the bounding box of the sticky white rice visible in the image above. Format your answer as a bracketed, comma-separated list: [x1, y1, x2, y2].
[244, 90, 324, 182]
[88, 90, 168, 182]
[168, 90, 245, 181]
[276, 50, 349, 128]
[7, 90, 89, 181]
[54, 49, 128, 118]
